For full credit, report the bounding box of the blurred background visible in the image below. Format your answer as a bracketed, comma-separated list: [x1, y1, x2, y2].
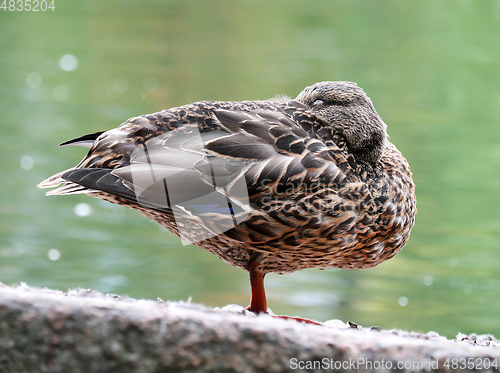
[1, 0, 499, 338]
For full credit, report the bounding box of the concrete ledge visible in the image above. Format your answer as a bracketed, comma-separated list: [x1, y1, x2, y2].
[0, 283, 499, 372]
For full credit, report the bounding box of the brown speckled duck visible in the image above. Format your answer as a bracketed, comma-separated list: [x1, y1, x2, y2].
[39, 81, 416, 318]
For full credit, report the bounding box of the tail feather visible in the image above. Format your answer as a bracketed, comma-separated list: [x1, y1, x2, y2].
[37, 168, 90, 196]
[59, 131, 105, 148]
[37, 170, 71, 189]
[46, 183, 89, 196]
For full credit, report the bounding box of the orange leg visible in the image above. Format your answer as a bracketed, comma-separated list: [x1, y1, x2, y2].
[246, 260, 267, 314]
[245, 261, 322, 325]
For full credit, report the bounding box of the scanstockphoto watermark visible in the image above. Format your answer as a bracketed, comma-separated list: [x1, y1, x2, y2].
[289, 357, 499, 371]
[289, 357, 440, 371]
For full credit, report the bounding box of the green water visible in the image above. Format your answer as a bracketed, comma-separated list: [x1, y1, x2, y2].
[1, 1, 499, 338]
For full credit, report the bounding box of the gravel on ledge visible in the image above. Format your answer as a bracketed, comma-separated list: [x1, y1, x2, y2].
[0, 283, 499, 373]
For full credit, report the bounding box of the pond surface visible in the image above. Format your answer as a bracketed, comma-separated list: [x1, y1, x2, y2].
[1, 0, 499, 338]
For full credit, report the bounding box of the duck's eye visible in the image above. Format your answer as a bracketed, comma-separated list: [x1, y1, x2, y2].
[324, 99, 350, 107]
[312, 99, 324, 107]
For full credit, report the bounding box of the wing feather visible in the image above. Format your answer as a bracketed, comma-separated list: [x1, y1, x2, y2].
[39, 100, 360, 244]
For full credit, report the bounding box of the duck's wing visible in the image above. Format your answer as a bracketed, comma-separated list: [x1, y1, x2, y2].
[208, 102, 357, 201]
[207, 102, 368, 244]
[38, 100, 361, 243]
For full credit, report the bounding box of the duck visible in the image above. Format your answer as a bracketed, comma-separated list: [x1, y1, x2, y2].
[39, 81, 416, 319]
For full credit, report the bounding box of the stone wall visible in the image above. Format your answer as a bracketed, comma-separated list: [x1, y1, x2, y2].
[0, 284, 498, 372]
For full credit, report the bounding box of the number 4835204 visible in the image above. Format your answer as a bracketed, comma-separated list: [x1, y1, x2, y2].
[1, 0, 55, 11]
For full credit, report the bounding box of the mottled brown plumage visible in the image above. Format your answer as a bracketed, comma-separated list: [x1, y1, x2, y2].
[39, 81, 416, 316]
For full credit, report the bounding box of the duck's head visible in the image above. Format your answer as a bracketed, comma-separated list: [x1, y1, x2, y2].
[295, 81, 387, 165]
